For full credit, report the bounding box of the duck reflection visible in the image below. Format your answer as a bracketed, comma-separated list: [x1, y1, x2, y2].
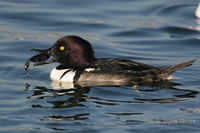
[26, 83, 90, 108]
[41, 113, 89, 121]
[26, 80, 199, 106]
[25, 80, 199, 122]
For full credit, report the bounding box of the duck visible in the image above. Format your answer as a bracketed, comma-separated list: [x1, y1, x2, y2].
[196, 3, 200, 18]
[28, 35, 197, 84]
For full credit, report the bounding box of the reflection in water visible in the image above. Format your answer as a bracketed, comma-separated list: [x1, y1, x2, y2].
[41, 113, 89, 121]
[180, 108, 200, 114]
[26, 84, 90, 108]
[135, 82, 199, 103]
[25, 80, 199, 124]
[195, 19, 200, 31]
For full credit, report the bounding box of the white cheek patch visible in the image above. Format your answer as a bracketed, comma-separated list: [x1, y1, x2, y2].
[85, 68, 95, 72]
[50, 68, 76, 82]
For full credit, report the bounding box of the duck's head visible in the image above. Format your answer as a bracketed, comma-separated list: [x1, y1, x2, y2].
[30, 36, 96, 68]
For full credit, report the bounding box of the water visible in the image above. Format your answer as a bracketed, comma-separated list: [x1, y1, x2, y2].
[0, 0, 200, 132]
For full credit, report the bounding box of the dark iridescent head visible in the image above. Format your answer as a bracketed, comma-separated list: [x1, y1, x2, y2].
[51, 36, 96, 68]
[30, 35, 96, 68]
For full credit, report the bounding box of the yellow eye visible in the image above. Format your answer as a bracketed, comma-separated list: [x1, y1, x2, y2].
[60, 46, 65, 51]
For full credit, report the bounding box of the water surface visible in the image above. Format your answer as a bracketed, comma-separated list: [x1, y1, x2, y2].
[0, 0, 200, 132]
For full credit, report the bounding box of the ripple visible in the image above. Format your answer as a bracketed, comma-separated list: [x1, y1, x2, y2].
[108, 27, 163, 38]
[41, 113, 90, 121]
[157, 4, 192, 16]
[160, 26, 199, 36]
[106, 112, 143, 116]
[180, 108, 200, 114]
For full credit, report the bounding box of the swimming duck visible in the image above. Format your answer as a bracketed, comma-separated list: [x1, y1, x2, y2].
[196, 3, 200, 18]
[26, 35, 197, 84]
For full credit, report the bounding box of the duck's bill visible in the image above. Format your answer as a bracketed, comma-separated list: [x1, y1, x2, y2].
[31, 48, 52, 55]
[33, 57, 56, 66]
[25, 48, 55, 72]
[29, 54, 50, 63]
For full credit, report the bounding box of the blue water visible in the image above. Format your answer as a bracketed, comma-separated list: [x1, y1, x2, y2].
[0, 0, 200, 132]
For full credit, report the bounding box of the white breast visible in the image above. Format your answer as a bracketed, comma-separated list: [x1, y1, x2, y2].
[50, 68, 76, 82]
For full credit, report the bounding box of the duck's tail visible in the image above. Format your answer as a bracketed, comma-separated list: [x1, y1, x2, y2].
[159, 59, 198, 79]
